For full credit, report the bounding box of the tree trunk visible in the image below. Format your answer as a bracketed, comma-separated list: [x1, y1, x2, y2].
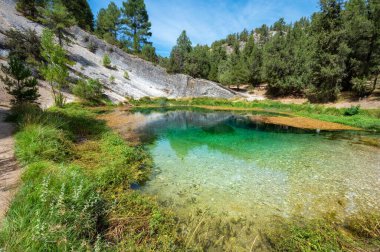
[372, 74, 378, 92]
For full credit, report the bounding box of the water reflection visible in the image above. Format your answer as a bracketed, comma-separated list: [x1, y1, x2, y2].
[111, 109, 380, 222]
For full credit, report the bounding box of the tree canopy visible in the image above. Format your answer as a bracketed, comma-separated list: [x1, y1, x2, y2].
[164, 0, 380, 101]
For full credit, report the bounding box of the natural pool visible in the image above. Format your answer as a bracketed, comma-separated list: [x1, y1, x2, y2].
[111, 108, 380, 226]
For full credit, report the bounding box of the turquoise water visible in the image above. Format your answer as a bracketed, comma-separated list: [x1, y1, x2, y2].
[122, 109, 380, 222]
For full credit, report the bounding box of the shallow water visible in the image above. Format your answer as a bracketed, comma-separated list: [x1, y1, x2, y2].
[119, 109, 380, 223]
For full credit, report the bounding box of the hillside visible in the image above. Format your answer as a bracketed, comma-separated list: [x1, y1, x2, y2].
[0, 0, 236, 104]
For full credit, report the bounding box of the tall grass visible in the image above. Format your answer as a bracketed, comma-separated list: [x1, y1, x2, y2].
[0, 103, 179, 251]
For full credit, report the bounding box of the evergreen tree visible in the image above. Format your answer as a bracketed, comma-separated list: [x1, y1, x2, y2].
[184, 45, 210, 78]
[218, 44, 249, 89]
[344, 0, 380, 96]
[0, 56, 40, 105]
[121, 0, 152, 52]
[96, 2, 121, 44]
[243, 35, 263, 85]
[141, 44, 158, 63]
[208, 42, 227, 81]
[366, 0, 380, 91]
[5, 28, 41, 63]
[308, 0, 349, 102]
[168, 31, 192, 73]
[263, 18, 312, 96]
[255, 24, 270, 45]
[39, 1, 76, 46]
[61, 0, 94, 31]
[40, 29, 71, 107]
[16, 0, 46, 19]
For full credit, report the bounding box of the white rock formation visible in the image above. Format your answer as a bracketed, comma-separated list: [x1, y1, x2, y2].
[0, 0, 237, 103]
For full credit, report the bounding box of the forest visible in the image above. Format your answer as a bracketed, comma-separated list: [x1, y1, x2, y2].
[15, 0, 380, 102]
[163, 0, 380, 102]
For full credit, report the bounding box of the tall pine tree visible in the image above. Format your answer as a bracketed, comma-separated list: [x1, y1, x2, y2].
[39, 1, 76, 46]
[62, 0, 94, 31]
[121, 0, 152, 53]
[96, 2, 121, 44]
[168, 31, 192, 73]
[309, 0, 349, 102]
[16, 0, 46, 19]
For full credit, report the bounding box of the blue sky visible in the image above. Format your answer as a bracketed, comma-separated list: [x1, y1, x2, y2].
[88, 0, 319, 57]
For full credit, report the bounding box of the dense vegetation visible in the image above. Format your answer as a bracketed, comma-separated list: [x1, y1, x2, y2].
[163, 0, 380, 101]
[0, 104, 180, 251]
[0, 104, 379, 251]
[16, 0, 93, 31]
[15, 0, 379, 102]
[95, 0, 156, 60]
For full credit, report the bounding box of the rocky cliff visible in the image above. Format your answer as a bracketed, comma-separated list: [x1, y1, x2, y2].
[0, 0, 237, 102]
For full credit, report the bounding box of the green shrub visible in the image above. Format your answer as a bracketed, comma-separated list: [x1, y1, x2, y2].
[72, 79, 103, 102]
[109, 75, 115, 84]
[88, 40, 98, 53]
[102, 54, 111, 68]
[306, 86, 340, 103]
[344, 105, 360, 116]
[124, 71, 130, 80]
[352, 77, 372, 97]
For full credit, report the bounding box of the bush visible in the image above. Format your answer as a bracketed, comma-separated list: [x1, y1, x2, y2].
[352, 77, 372, 97]
[306, 86, 340, 103]
[344, 105, 360, 116]
[109, 75, 115, 84]
[102, 54, 111, 68]
[72, 79, 103, 101]
[88, 40, 98, 53]
[124, 71, 130, 80]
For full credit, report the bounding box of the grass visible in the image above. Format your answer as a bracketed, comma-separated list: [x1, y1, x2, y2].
[264, 213, 380, 251]
[1, 102, 379, 251]
[129, 97, 380, 131]
[0, 103, 179, 251]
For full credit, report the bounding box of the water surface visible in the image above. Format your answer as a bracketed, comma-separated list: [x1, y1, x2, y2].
[117, 109, 380, 223]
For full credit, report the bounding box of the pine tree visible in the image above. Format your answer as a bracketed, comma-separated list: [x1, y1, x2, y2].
[168, 31, 192, 73]
[243, 35, 263, 86]
[308, 0, 349, 102]
[39, 1, 76, 46]
[5, 28, 41, 63]
[61, 0, 94, 31]
[121, 0, 152, 53]
[218, 44, 249, 89]
[96, 2, 121, 44]
[208, 42, 227, 81]
[16, 0, 46, 19]
[184, 45, 210, 78]
[141, 44, 158, 63]
[40, 29, 71, 107]
[0, 56, 40, 105]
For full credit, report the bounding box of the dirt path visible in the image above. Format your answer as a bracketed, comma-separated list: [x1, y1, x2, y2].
[0, 107, 20, 221]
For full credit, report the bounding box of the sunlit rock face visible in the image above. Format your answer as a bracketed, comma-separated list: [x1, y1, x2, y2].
[0, 0, 237, 101]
